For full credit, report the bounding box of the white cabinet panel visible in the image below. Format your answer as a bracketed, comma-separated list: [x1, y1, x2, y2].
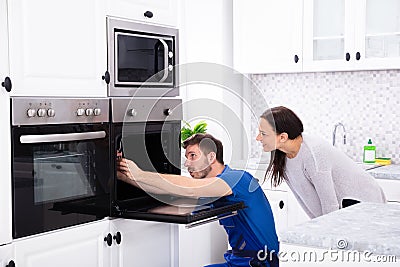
[178, 222, 227, 267]
[264, 189, 288, 235]
[8, 0, 107, 97]
[377, 179, 400, 202]
[110, 219, 176, 267]
[0, 0, 12, 246]
[106, 0, 178, 27]
[233, 0, 303, 73]
[14, 220, 110, 267]
[0, 244, 14, 267]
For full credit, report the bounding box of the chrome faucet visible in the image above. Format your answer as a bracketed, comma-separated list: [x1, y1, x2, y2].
[333, 122, 346, 146]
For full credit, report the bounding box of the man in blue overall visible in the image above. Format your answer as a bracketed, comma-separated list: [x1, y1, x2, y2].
[117, 133, 279, 267]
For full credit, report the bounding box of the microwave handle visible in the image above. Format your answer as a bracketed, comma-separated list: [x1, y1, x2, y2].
[158, 39, 169, 83]
[20, 131, 106, 144]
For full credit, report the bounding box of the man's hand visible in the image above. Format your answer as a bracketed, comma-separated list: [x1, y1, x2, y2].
[116, 158, 142, 183]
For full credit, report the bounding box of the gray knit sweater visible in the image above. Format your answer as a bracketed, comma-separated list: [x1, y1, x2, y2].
[284, 134, 386, 218]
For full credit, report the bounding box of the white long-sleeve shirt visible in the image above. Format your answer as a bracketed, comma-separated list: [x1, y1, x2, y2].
[284, 134, 386, 218]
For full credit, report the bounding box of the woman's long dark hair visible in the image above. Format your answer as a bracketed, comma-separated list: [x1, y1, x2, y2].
[260, 106, 304, 187]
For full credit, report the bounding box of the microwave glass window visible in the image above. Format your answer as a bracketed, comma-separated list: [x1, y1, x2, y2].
[117, 34, 173, 84]
[32, 143, 96, 204]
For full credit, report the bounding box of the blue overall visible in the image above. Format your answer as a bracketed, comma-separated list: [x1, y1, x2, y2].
[204, 166, 279, 267]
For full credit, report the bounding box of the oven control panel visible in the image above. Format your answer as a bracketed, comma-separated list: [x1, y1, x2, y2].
[11, 98, 109, 126]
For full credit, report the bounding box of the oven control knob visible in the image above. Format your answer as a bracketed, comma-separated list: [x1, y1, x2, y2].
[27, 108, 36, 117]
[163, 108, 171, 116]
[93, 108, 101, 116]
[85, 108, 94, 116]
[128, 108, 137, 117]
[37, 108, 46, 117]
[47, 108, 55, 117]
[168, 51, 173, 58]
[76, 108, 85, 116]
[168, 64, 173, 71]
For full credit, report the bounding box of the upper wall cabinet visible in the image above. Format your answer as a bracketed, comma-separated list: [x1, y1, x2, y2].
[303, 0, 400, 72]
[105, 0, 178, 27]
[8, 0, 108, 97]
[233, 0, 303, 74]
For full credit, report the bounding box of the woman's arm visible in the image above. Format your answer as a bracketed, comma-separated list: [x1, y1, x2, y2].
[117, 158, 232, 198]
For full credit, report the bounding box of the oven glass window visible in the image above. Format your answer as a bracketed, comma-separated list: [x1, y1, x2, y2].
[12, 124, 110, 239]
[33, 143, 96, 204]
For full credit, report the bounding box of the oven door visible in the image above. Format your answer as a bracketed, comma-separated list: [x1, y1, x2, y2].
[112, 121, 245, 228]
[12, 124, 110, 239]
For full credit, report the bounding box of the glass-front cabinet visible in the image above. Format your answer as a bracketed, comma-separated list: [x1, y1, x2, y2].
[303, 0, 400, 72]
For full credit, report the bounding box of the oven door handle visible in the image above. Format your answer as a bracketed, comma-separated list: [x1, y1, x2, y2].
[20, 131, 106, 144]
[158, 38, 169, 83]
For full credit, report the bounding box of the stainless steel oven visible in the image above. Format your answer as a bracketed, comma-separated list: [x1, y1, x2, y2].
[11, 98, 110, 239]
[107, 17, 179, 97]
[110, 98, 244, 227]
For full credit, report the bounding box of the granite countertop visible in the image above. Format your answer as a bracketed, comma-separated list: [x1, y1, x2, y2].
[280, 202, 400, 257]
[367, 164, 400, 181]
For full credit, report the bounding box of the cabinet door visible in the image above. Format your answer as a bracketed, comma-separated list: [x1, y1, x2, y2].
[106, 0, 177, 27]
[233, 0, 303, 73]
[376, 179, 400, 202]
[14, 220, 110, 267]
[264, 189, 288, 235]
[0, 0, 12, 247]
[110, 219, 177, 267]
[8, 0, 107, 97]
[303, 0, 356, 71]
[354, 0, 400, 70]
[178, 222, 227, 267]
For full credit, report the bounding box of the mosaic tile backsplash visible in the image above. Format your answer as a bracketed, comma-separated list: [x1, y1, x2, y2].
[250, 70, 400, 164]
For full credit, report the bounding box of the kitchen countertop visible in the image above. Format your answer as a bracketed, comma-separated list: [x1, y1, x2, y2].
[367, 164, 400, 181]
[279, 202, 400, 257]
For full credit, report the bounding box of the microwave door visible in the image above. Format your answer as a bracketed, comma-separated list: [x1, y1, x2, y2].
[154, 39, 169, 83]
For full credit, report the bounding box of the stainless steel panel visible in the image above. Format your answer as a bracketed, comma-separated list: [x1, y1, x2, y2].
[111, 97, 182, 123]
[12, 98, 109, 126]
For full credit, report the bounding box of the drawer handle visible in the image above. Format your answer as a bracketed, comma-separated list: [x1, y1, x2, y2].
[279, 200, 285, 209]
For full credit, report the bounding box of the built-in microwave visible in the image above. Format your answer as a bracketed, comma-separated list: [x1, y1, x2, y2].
[106, 17, 179, 97]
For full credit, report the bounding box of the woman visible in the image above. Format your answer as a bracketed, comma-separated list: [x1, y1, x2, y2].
[256, 106, 386, 218]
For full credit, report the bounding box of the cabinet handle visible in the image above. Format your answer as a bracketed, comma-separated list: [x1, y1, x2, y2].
[6, 260, 15, 267]
[113, 231, 122, 245]
[356, 52, 361, 60]
[345, 53, 351, 61]
[104, 233, 112, 247]
[1, 76, 12, 92]
[144, 11, 154, 18]
[279, 200, 285, 209]
[294, 55, 299, 63]
[102, 71, 110, 84]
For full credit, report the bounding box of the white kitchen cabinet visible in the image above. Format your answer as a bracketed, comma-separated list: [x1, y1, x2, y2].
[105, 0, 178, 27]
[7, 0, 108, 97]
[0, 0, 12, 247]
[178, 222, 227, 267]
[303, 0, 400, 72]
[110, 219, 177, 267]
[376, 179, 400, 203]
[233, 0, 303, 74]
[263, 189, 289, 235]
[0, 244, 14, 267]
[13, 220, 110, 267]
